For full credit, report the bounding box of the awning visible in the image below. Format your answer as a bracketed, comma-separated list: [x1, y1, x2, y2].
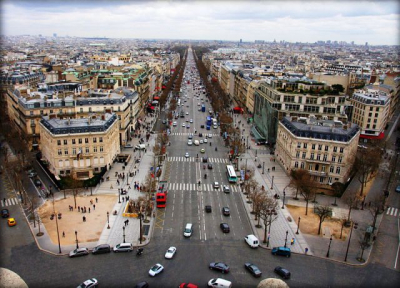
[153, 96, 160, 100]
[360, 132, 384, 140]
[233, 106, 242, 111]
[251, 126, 266, 141]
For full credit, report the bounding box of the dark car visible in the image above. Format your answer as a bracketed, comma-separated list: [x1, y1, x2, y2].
[34, 179, 42, 187]
[244, 263, 262, 277]
[199, 133, 203, 137]
[1, 209, 10, 218]
[395, 185, 400, 193]
[220, 223, 230, 233]
[209, 262, 230, 273]
[202, 157, 208, 163]
[200, 125, 205, 129]
[271, 247, 291, 257]
[135, 281, 149, 288]
[274, 266, 291, 279]
[207, 163, 213, 169]
[222, 207, 230, 216]
[205, 205, 212, 213]
[92, 244, 111, 255]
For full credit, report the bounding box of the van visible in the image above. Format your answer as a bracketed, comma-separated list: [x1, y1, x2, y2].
[113, 243, 133, 253]
[271, 246, 291, 257]
[92, 244, 111, 255]
[194, 140, 200, 146]
[135, 144, 146, 151]
[183, 223, 193, 237]
[207, 278, 232, 288]
[244, 234, 259, 248]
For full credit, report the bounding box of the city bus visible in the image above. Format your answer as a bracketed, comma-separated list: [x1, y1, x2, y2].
[156, 191, 167, 208]
[226, 165, 238, 183]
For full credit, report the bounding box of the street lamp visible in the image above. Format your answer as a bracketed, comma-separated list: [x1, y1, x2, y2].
[75, 230, 79, 249]
[326, 235, 333, 258]
[107, 212, 110, 229]
[296, 217, 301, 234]
[262, 161, 265, 174]
[344, 221, 358, 262]
[123, 226, 126, 243]
[284, 230, 288, 248]
[271, 175, 274, 190]
[118, 188, 121, 204]
[52, 193, 62, 254]
[281, 190, 286, 209]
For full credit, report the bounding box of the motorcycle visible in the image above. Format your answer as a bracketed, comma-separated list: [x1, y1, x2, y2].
[215, 147, 217, 151]
[136, 248, 144, 256]
[204, 174, 207, 179]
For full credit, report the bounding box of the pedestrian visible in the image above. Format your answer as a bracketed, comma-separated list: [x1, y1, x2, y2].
[93, 204, 96, 210]
[305, 247, 309, 254]
[122, 197, 125, 202]
[78, 206, 80, 212]
[268, 168, 270, 173]
[88, 207, 91, 213]
[126, 219, 129, 226]
[3, 198, 5, 204]
[96, 197, 98, 203]
[83, 216, 86, 222]
[128, 185, 131, 190]
[90, 199, 93, 205]
[62, 231, 65, 237]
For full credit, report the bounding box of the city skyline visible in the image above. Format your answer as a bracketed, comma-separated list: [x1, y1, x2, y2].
[1, 0, 399, 46]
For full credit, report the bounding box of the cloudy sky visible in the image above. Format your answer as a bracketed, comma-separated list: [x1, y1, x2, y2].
[1, 0, 399, 45]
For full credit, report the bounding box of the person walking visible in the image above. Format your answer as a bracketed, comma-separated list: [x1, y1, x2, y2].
[83, 216, 86, 222]
[88, 207, 91, 213]
[93, 204, 95, 210]
[62, 231, 65, 237]
[96, 197, 98, 203]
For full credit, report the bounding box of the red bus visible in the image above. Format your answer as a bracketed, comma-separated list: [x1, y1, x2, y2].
[156, 192, 167, 208]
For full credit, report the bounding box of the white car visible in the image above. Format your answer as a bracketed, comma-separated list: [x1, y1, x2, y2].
[186, 112, 189, 115]
[198, 103, 201, 106]
[188, 140, 193, 146]
[208, 133, 212, 138]
[204, 138, 208, 143]
[77, 278, 98, 288]
[182, 123, 186, 127]
[165, 246, 177, 259]
[173, 121, 177, 126]
[185, 152, 189, 158]
[200, 140, 204, 144]
[149, 263, 164, 276]
[190, 119, 193, 123]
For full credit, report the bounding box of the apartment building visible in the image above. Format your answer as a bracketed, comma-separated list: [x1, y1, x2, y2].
[350, 88, 390, 141]
[276, 116, 360, 185]
[253, 77, 352, 145]
[39, 113, 120, 179]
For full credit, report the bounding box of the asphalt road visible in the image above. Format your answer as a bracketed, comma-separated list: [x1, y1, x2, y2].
[0, 49, 399, 288]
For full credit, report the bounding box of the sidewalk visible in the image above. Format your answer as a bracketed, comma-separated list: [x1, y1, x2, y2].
[229, 106, 380, 265]
[30, 113, 162, 255]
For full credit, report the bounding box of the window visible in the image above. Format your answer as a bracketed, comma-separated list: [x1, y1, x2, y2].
[58, 149, 62, 156]
[79, 138, 82, 144]
[40, 110, 44, 115]
[308, 164, 313, 170]
[64, 149, 69, 155]
[300, 162, 305, 169]
[89, 107, 92, 112]
[333, 146, 338, 152]
[93, 146, 97, 153]
[99, 137, 103, 143]
[310, 153, 315, 160]
[80, 108, 83, 113]
[57, 140, 61, 146]
[328, 177, 332, 184]
[72, 148, 76, 155]
[318, 144, 322, 151]
[100, 146, 104, 152]
[338, 156, 343, 163]
[336, 167, 341, 174]
[72, 139, 76, 144]
[93, 137, 97, 143]
[85, 138, 89, 144]
[297, 142, 301, 148]
[325, 146, 329, 151]
[296, 151, 300, 158]
[320, 177, 324, 183]
[295, 161, 299, 168]
[303, 143, 307, 149]
[332, 155, 336, 162]
[317, 154, 321, 161]
[64, 139, 67, 145]
[85, 147, 90, 153]
[312, 144, 316, 150]
[322, 166, 326, 172]
[330, 166, 334, 173]
[302, 152, 306, 159]
[340, 147, 344, 153]
[30, 111, 34, 115]
[323, 154, 328, 161]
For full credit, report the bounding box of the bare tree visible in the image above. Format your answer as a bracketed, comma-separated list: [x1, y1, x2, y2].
[337, 215, 348, 239]
[354, 148, 382, 196]
[344, 189, 360, 223]
[258, 196, 279, 244]
[331, 182, 345, 206]
[292, 170, 319, 215]
[357, 237, 370, 263]
[368, 192, 386, 233]
[289, 169, 309, 200]
[314, 205, 333, 235]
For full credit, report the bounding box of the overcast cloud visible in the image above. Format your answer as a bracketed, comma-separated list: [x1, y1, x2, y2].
[1, 0, 399, 45]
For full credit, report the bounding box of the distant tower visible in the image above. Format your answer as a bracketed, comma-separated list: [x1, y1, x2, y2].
[365, 42, 368, 46]
[240, 39, 242, 43]
[53, 33, 57, 37]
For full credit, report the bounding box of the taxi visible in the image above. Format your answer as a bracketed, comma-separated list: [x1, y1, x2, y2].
[8, 218, 16, 227]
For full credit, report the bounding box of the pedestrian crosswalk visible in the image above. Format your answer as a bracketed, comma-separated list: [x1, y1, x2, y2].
[386, 207, 399, 217]
[169, 132, 219, 137]
[166, 183, 242, 193]
[167, 157, 229, 163]
[1, 197, 20, 208]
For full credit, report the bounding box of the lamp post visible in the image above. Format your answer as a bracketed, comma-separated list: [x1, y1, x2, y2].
[52, 194, 62, 253]
[284, 230, 288, 248]
[344, 221, 358, 262]
[296, 217, 301, 234]
[123, 226, 126, 243]
[75, 230, 79, 249]
[118, 188, 121, 204]
[107, 212, 110, 229]
[326, 235, 333, 258]
[271, 175, 274, 190]
[262, 161, 265, 174]
[139, 211, 143, 244]
[282, 190, 286, 209]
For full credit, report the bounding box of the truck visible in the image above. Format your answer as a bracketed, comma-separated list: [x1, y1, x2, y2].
[201, 104, 205, 112]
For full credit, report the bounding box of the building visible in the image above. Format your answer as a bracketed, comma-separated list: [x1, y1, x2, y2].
[350, 88, 390, 141]
[39, 113, 120, 179]
[276, 116, 360, 185]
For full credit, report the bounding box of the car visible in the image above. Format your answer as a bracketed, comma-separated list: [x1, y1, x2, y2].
[77, 278, 98, 288]
[200, 125, 205, 128]
[124, 144, 133, 149]
[198, 103, 201, 106]
[185, 152, 190, 158]
[186, 124, 190, 129]
[186, 119, 189, 122]
[188, 134, 193, 139]
[186, 112, 189, 115]
[244, 263, 262, 277]
[182, 123, 186, 127]
[113, 243, 133, 252]
[271, 246, 291, 257]
[7, 217, 16, 227]
[149, 263, 164, 276]
[1, 209, 10, 218]
[396, 185, 400, 193]
[188, 140, 193, 146]
[208, 133, 212, 138]
[27, 169, 37, 178]
[190, 119, 193, 123]
[200, 149, 205, 153]
[220, 223, 230, 233]
[69, 247, 89, 258]
[34, 179, 42, 187]
[198, 107, 201, 111]
[92, 244, 111, 255]
[165, 246, 177, 259]
[222, 207, 230, 216]
[135, 282, 149, 288]
[256, 140, 267, 145]
[223, 185, 230, 193]
[209, 262, 230, 273]
[200, 140, 204, 144]
[213, 182, 220, 189]
[202, 157, 208, 163]
[162, 119, 167, 124]
[179, 283, 198, 288]
[274, 266, 291, 279]
[205, 205, 212, 213]
[135, 144, 146, 150]
[207, 163, 213, 169]
[204, 138, 208, 143]
[199, 133, 203, 137]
